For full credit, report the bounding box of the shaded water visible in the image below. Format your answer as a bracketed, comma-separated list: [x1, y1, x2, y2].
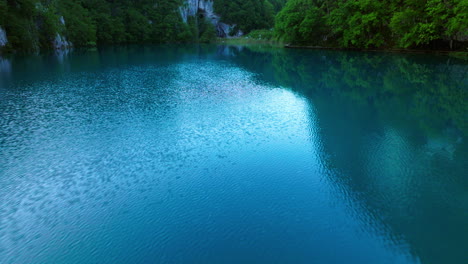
[0, 45, 467, 264]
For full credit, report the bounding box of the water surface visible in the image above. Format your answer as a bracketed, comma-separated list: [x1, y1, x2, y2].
[0, 45, 467, 264]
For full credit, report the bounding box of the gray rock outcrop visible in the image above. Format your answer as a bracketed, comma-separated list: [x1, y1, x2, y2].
[52, 17, 72, 50]
[53, 33, 72, 50]
[0, 27, 8, 47]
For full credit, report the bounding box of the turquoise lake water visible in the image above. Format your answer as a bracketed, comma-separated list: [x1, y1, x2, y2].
[0, 45, 467, 263]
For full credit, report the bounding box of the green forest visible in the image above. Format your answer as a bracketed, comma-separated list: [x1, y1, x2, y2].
[0, 0, 284, 53]
[213, 0, 285, 33]
[0, 0, 467, 53]
[275, 0, 468, 50]
[0, 0, 194, 52]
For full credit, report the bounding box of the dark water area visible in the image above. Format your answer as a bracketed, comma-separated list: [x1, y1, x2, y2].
[0, 45, 467, 264]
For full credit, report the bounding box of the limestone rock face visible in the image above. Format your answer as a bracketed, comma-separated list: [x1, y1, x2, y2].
[0, 27, 8, 47]
[52, 17, 72, 50]
[53, 33, 72, 50]
[179, 0, 243, 38]
[59, 16, 66, 26]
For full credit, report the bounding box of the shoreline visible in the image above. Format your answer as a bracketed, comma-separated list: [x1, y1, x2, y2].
[284, 44, 468, 56]
[1, 42, 467, 58]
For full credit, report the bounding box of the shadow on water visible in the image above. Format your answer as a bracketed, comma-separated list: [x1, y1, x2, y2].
[221, 45, 468, 263]
[0, 45, 220, 89]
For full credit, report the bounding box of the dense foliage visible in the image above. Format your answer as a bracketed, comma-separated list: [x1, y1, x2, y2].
[1, 0, 465, 52]
[0, 0, 219, 52]
[275, 0, 468, 50]
[213, 0, 285, 34]
[0, 0, 288, 53]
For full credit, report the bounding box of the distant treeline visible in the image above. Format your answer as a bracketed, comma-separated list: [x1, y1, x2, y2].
[275, 0, 467, 50]
[1, 0, 466, 53]
[0, 0, 286, 53]
[0, 0, 196, 53]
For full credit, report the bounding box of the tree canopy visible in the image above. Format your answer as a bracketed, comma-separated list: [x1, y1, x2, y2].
[213, 0, 285, 34]
[1, 0, 464, 52]
[0, 0, 209, 52]
[275, 0, 468, 50]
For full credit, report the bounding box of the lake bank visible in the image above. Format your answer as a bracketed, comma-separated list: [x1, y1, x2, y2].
[2, 39, 467, 59]
[284, 44, 468, 58]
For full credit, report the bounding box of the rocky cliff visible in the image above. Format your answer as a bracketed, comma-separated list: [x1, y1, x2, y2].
[179, 0, 243, 37]
[52, 17, 72, 50]
[0, 27, 8, 48]
[53, 33, 72, 50]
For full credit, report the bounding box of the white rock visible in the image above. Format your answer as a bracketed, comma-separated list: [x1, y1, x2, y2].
[0, 27, 8, 47]
[53, 33, 72, 50]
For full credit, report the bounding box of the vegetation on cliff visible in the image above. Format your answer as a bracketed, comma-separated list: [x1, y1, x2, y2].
[0, 0, 286, 53]
[0, 0, 213, 53]
[213, 0, 285, 34]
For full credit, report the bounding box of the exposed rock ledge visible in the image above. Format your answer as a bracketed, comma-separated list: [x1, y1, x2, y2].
[0, 27, 8, 47]
[52, 17, 72, 50]
[53, 33, 72, 50]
